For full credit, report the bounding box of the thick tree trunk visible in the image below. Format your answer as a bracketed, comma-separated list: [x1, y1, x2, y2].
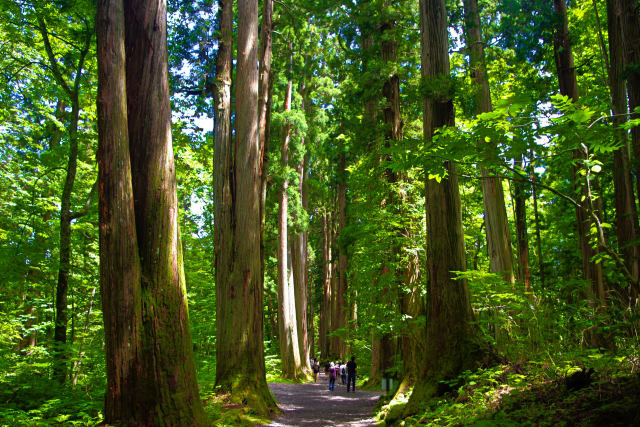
[96, 0, 205, 422]
[407, 0, 485, 414]
[608, 0, 640, 298]
[463, 0, 515, 285]
[513, 155, 532, 294]
[98, 0, 205, 423]
[552, 0, 606, 303]
[97, 1, 144, 420]
[214, 0, 276, 413]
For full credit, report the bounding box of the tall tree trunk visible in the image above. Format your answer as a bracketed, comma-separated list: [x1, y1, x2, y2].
[335, 152, 348, 360]
[381, 8, 413, 388]
[278, 61, 303, 379]
[608, 0, 640, 298]
[319, 211, 332, 359]
[531, 165, 545, 288]
[552, 0, 606, 303]
[618, 0, 640, 216]
[406, 0, 485, 414]
[214, 0, 276, 413]
[97, 0, 143, 420]
[513, 155, 532, 294]
[36, 15, 92, 383]
[463, 0, 515, 285]
[98, 0, 205, 423]
[291, 107, 311, 373]
[258, 0, 273, 312]
[125, 0, 204, 421]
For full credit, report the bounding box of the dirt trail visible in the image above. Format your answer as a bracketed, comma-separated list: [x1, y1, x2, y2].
[265, 373, 382, 426]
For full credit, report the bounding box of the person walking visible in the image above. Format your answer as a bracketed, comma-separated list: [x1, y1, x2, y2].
[312, 358, 320, 383]
[340, 361, 347, 385]
[328, 362, 337, 391]
[346, 356, 357, 392]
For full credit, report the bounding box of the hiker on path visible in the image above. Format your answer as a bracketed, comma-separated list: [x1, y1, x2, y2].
[312, 359, 320, 383]
[346, 356, 357, 392]
[328, 362, 337, 391]
[340, 361, 347, 385]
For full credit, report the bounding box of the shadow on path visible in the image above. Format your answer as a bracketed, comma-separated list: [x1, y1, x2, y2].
[264, 373, 382, 426]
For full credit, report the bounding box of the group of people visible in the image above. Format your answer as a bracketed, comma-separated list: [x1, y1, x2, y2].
[311, 356, 357, 392]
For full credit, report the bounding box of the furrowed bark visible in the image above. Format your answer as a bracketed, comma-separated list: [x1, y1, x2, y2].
[406, 0, 486, 414]
[97, 0, 143, 422]
[122, 0, 204, 422]
[607, 0, 640, 298]
[214, 0, 276, 413]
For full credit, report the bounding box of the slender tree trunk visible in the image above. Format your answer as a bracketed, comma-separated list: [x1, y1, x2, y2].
[258, 0, 273, 309]
[320, 211, 332, 359]
[608, 0, 640, 298]
[71, 287, 95, 387]
[277, 61, 303, 379]
[553, 0, 606, 303]
[291, 127, 311, 373]
[335, 152, 348, 360]
[37, 15, 91, 383]
[213, 0, 276, 413]
[463, 0, 515, 285]
[406, 0, 485, 414]
[514, 155, 532, 293]
[530, 164, 545, 288]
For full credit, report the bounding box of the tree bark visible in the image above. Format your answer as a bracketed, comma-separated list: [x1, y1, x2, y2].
[213, 0, 276, 413]
[513, 155, 532, 294]
[463, 0, 515, 285]
[608, 0, 640, 298]
[97, 1, 143, 420]
[407, 0, 485, 413]
[100, 0, 206, 422]
[618, 0, 640, 215]
[98, 0, 205, 423]
[258, 0, 273, 314]
[530, 165, 546, 288]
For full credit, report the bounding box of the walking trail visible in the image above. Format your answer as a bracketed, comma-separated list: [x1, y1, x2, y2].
[265, 372, 382, 426]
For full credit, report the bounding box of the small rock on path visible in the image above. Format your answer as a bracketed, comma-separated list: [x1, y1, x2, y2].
[265, 373, 382, 426]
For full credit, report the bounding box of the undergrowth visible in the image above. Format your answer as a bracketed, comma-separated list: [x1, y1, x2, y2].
[378, 347, 640, 426]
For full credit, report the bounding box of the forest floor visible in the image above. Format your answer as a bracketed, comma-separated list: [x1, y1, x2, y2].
[264, 372, 382, 426]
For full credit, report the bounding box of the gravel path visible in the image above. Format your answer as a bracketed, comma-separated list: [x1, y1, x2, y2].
[265, 373, 382, 426]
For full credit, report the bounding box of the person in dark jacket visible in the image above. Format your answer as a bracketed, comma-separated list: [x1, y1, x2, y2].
[346, 356, 357, 392]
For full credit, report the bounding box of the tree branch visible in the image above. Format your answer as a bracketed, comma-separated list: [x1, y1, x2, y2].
[69, 179, 98, 220]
